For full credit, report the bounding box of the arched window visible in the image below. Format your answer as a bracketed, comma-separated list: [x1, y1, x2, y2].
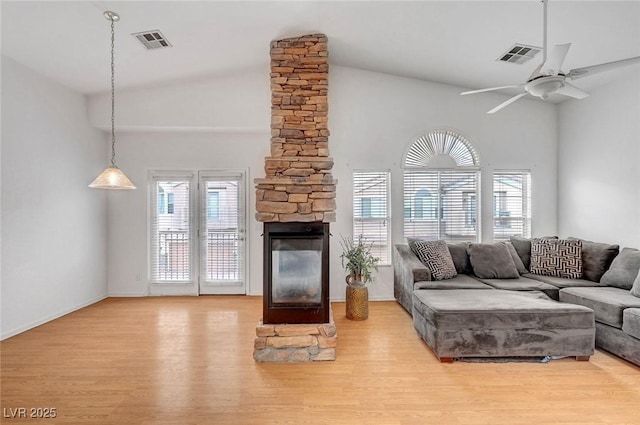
[404, 129, 479, 168]
[403, 130, 480, 242]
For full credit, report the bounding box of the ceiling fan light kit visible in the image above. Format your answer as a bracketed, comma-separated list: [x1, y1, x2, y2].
[461, 0, 640, 114]
[525, 76, 564, 100]
[89, 11, 136, 190]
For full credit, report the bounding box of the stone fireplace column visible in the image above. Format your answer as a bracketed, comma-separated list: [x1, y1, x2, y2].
[253, 34, 337, 362]
[255, 33, 336, 223]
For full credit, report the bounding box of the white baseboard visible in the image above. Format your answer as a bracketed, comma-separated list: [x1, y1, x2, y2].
[107, 292, 148, 297]
[1, 294, 108, 341]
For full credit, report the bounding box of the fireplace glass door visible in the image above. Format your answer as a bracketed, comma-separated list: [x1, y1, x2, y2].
[271, 238, 322, 306]
[263, 222, 329, 324]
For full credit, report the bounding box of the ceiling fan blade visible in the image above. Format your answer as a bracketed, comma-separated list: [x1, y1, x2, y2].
[487, 92, 528, 114]
[556, 82, 590, 100]
[542, 43, 571, 75]
[461, 85, 522, 95]
[567, 56, 640, 80]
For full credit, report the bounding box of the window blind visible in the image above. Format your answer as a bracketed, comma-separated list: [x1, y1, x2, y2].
[403, 171, 479, 242]
[493, 171, 531, 241]
[353, 170, 391, 264]
[150, 172, 195, 282]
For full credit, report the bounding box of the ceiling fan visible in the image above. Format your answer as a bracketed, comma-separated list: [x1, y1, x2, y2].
[461, 0, 640, 114]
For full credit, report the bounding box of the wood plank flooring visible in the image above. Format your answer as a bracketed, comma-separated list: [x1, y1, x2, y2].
[1, 296, 639, 424]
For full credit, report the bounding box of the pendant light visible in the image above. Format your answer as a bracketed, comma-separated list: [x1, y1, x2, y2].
[89, 11, 136, 190]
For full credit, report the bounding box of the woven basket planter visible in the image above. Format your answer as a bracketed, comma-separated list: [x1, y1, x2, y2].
[346, 284, 369, 321]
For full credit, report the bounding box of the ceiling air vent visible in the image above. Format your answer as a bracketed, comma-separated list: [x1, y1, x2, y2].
[132, 30, 172, 50]
[497, 44, 541, 64]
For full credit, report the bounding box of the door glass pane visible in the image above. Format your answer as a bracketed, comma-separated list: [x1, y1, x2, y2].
[202, 177, 243, 283]
[152, 180, 191, 281]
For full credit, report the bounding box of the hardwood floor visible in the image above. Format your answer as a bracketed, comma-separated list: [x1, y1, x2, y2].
[1, 296, 639, 425]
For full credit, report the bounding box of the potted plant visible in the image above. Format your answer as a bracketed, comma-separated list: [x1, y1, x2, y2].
[339, 234, 380, 321]
[339, 234, 380, 286]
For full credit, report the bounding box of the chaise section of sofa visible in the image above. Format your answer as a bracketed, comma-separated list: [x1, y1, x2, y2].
[412, 289, 594, 361]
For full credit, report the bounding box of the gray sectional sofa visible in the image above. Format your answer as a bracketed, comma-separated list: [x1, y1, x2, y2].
[393, 238, 640, 366]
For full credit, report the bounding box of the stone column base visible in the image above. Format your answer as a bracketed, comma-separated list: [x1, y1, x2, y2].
[253, 306, 337, 362]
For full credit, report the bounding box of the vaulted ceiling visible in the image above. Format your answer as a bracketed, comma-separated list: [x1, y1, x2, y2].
[2, 1, 639, 102]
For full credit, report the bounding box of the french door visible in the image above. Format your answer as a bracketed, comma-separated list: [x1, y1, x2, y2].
[149, 170, 247, 295]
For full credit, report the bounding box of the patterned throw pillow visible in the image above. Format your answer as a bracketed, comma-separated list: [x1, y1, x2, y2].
[409, 239, 457, 281]
[530, 238, 583, 279]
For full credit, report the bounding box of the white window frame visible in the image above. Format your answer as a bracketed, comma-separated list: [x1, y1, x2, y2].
[352, 170, 391, 265]
[198, 169, 247, 294]
[148, 170, 197, 294]
[402, 129, 481, 242]
[403, 170, 481, 242]
[492, 170, 532, 241]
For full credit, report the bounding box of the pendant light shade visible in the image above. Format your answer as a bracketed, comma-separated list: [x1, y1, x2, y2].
[89, 166, 136, 189]
[90, 11, 136, 190]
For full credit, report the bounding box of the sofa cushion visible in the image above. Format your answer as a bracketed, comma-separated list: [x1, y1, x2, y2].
[415, 274, 492, 290]
[467, 243, 519, 279]
[559, 287, 640, 328]
[413, 289, 593, 330]
[505, 242, 527, 274]
[622, 308, 640, 340]
[632, 271, 640, 298]
[477, 276, 560, 301]
[510, 236, 532, 270]
[530, 238, 582, 279]
[447, 242, 473, 275]
[509, 236, 558, 271]
[409, 239, 457, 281]
[600, 247, 640, 290]
[524, 273, 608, 288]
[568, 237, 619, 282]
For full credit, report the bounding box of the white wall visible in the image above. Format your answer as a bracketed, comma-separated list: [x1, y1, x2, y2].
[330, 66, 558, 300]
[1, 56, 108, 339]
[104, 131, 269, 296]
[89, 64, 558, 301]
[558, 71, 640, 248]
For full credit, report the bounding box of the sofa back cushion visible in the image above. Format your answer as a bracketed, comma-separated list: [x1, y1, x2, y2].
[530, 238, 583, 279]
[447, 242, 472, 274]
[467, 243, 520, 279]
[601, 247, 640, 290]
[631, 272, 640, 298]
[510, 236, 533, 270]
[505, 242, 527, 274]
[568, 237, 619, 282]
[408, 239, 457, 281]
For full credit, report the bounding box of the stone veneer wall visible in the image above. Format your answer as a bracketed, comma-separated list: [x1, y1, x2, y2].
[253, 307, 337, 362]
[255, 33, 336, 223]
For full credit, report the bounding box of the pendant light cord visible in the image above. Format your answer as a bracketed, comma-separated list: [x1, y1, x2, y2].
[110, 16, 117, 167]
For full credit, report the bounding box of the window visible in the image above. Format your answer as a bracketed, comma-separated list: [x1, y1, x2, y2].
[403, 130, 480, 242]
[414, 189, 437, 220]
[167, 193, 175, 214]
[493, 171, 531, 241]
[353, 170, 391, 264]
[157, 188, 166, 214]
[150, 172, 195, 283]
[463, 192, 477, 228]
[404, 171, 479, 242]
[207, 191, 220, 221]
